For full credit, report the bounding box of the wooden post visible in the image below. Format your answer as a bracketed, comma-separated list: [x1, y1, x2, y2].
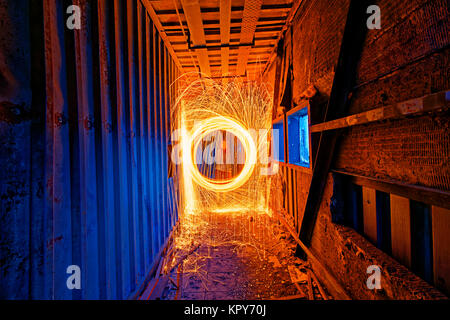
[296, 0, 371, 255]
[432, 206, 450, 295]
[390, 195, 411, 267]
[362, 187, 377, 245]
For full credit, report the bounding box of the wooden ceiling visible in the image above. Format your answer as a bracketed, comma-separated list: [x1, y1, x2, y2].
[143, 0, 294, 80]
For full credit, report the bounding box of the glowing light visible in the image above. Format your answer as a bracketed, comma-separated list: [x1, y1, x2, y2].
[166, 76, 279, 287]
[171, 76, 274, 219]
[187, 116, 257, 192]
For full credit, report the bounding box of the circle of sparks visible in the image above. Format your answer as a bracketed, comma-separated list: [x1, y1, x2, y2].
[187, 116, 257, 192]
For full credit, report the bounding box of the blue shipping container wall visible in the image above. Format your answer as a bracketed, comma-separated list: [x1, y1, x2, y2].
[0, 0, 179, 299]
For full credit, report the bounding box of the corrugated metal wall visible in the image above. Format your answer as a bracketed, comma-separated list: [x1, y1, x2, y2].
[0, 0, 179, 299]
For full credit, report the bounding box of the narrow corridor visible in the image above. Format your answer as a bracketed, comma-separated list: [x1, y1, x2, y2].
[1, 0, 448, 302]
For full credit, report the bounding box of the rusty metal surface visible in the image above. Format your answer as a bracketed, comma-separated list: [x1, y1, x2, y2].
[0, 0, 178, 299]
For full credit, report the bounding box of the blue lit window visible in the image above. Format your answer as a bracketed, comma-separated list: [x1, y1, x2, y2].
[272, 120, 284, 162]
[288, 107, 310, 168]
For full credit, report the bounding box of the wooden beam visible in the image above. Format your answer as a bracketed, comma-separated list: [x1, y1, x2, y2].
[171, 0, 199, 76]
[261, 0, 303, 79]
[236, 0, 263, 76]
[390, 194, 412, 268]
[362, 187, 377, 245]
[296, 0, 371, 256]
[432, 206, 450, 296]
[154, 3, 293, 15]
[333, 169, 450, 210]
[180, 0, 211, 76]
[274, 210, 351, 299]
[220, 0, 231, 76]
[272, 40, 284, 118]
[311, 90, 450, 133]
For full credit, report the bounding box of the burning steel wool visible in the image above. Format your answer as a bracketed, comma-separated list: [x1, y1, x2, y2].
[161, 76, 285, 292]
[171, 76, 277, 218]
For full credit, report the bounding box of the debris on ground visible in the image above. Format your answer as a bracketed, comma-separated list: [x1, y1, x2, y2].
[140, 211, 332, 300]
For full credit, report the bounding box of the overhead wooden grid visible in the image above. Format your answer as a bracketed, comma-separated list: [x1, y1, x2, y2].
[144, 0, 294, 79]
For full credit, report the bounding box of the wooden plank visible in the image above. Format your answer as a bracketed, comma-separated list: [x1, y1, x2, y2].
[274, 210, 351, 299]
[309, 269, 329, 300]
[390, 194, 411, 268]
[220, 0, 231, 76]
[311, 91, 450, 133]
[180, 0, 211, 75]
[432, 206, 450, 296]
[333, 169, 450, 210]
[293, 169, 298, 231]
[287, 168, 293, 218]
[296, 0, 371, 253]
[261, 0, 302, 78]
[236, 0, 263, 76]
[296, 171, 303, 232]
[362, 187, 377, 244]
[154, 3, 292, 15]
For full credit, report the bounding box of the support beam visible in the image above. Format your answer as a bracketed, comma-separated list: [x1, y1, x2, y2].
[236, 0, 263, 76]
[311, 90, 450, 133]
[390, 195, 412, 268]
[333, 169, 450, 210]
[261, 0, 303, 78]
[180, 0, 211, 76]
[220, 0, 231, 77]
[362, 187, 377, 245]
[432, 206, 450, 296]
[296, 0, 371, 257]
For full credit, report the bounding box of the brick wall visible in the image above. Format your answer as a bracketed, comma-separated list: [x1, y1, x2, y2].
[350, 0, 449, 114]
[289, 0, 350, 103]
[265, 0, 449, 299]
[336, 113, 450, 191]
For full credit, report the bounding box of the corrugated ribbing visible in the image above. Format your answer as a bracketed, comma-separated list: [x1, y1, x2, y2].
[0, 0, 179, 300]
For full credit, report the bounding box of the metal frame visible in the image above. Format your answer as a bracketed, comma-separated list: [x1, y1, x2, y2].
[285, 102, 313, 173]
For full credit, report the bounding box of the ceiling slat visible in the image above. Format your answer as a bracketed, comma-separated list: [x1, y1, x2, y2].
[147, 0, 293, 79]
[220, 0, 232, 76]
[236, 0, 264, 76]
[180, 0, 211, 75]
